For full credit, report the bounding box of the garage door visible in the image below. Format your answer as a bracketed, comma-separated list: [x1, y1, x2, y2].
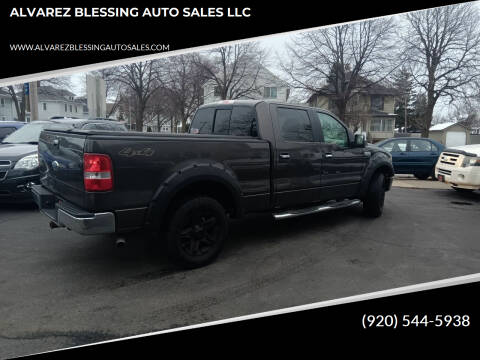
[446, 131, 466, 147]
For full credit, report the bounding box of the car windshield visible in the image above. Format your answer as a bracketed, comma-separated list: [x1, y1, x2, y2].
[1, 122, 49, 144]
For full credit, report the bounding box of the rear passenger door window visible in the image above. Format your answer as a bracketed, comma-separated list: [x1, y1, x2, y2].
[230, 107, 257, 136]
[277, 107, 313, 142]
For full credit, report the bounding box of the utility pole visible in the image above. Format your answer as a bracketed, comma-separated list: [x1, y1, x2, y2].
[28, 81, 39, 121]
[404, 94, 408, 134]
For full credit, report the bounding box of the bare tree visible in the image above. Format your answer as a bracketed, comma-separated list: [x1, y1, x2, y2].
[88, 69, 124, 118]
[282, 18, 397, 126]
[4, 85, 24, 121]
[402, 3, 480, 137]
[38, 76, 72, 89]
[157, 54, 206, 132]
[143, 87, 174, 132]
[194, 43, 268, 100]
[109, 61, 161, 131]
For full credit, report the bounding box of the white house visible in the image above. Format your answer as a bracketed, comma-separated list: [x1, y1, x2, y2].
[34, 86, 88, 119]
[15, 86, 89, 121]
[202, 65, 290, 104]
[0, 89, 17, 121]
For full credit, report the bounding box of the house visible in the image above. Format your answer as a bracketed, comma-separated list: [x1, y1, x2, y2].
[429, 122, 471, 147]
[202, 66, 290, 104]
[307, 77, 398, 143]
[0, 88, 16, 121]
[33, 87, 89, 119]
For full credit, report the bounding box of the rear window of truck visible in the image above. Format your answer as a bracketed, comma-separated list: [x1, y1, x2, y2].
[191, 106, 257, 137]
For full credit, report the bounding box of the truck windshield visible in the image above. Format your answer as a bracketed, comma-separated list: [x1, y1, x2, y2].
[1, 122, 48, 144]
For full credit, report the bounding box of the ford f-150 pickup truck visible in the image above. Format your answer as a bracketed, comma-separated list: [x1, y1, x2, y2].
[32, 100, 394, 268]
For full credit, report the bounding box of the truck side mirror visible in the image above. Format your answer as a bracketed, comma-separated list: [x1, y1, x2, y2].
[353, 134, 366, 148]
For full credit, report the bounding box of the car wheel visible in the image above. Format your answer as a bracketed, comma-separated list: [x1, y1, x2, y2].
[414, 172, 430, 180]
[363, 172, 385, 218]
[165, 196, 228, 269]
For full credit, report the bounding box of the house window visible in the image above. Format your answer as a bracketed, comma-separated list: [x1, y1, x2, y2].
[328, 99, 337, 112]
[214, 86, 221, 97]
[69, 105, 73, 112]
[264, 87, 277, 99]
[75, 106, 78, 113]
[383, 118, 393, 131]
[65, 104, 67, 112]
[1, 99, 4, 107]
[43, 103, 47, 111]
[371, 95, 384, 111]
[370, 118, 393, 132]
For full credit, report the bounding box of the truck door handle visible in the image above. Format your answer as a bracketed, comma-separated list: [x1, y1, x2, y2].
[324, 153, 333, 158]
[279, 153, 290, 159]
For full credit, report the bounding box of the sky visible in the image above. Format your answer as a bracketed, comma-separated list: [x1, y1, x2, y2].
[66, 1, 480, 122]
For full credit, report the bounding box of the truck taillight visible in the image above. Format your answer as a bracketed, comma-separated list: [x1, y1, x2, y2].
[83, 154, 113, 191]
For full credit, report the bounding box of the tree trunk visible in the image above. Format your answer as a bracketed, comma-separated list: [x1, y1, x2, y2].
[337, 100, 347, 123]
[8, 86, 24, 122]
[181, 115, 187, 133]
[421, 105, 434, 138]
[21, 91, 26, 121]
[135, 101, 145, 132]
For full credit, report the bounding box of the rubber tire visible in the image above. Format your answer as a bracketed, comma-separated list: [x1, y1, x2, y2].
[165, 196, 228, 269]
[363, 172, 386, 218]
[414, 172, 429, 180]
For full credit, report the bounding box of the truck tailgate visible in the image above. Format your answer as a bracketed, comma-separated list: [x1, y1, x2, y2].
[38, 130, 87, 209]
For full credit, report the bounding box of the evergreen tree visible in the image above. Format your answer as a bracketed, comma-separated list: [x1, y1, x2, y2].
[392, 67, 415, 131]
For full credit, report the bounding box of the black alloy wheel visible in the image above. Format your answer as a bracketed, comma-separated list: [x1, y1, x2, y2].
[166, 197, 228, 268]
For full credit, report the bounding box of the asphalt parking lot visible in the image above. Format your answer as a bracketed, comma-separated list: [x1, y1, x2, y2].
[1, 186, 480, 358]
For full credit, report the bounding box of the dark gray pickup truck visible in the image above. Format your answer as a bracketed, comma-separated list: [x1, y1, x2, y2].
[32, 100, 394, 268]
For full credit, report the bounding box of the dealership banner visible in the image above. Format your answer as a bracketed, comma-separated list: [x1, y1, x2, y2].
[0, 0, 465, 80]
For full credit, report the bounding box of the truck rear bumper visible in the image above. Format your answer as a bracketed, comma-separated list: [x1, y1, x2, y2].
[31, 184, 116, 235]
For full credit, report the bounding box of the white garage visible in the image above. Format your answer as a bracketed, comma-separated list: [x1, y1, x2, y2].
[445, 131, 467, 147]
[429, 122, 470, 148]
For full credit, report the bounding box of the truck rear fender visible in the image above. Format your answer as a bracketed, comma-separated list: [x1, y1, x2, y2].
[146, 161, 243, 230]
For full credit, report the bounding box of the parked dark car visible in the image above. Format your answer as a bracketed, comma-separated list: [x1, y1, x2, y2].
[375, 137, 445, 179]
[0, 121, 25, 142]
[32, 100, 394, 268]
[0, 119, 127, 203]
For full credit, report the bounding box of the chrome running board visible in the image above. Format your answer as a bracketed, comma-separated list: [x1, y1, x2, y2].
[273, 199, 361, 220]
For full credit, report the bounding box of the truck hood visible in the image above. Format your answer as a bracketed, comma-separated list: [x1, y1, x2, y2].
[0, 143, 37, 161]
[446, 144, 480, 157]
